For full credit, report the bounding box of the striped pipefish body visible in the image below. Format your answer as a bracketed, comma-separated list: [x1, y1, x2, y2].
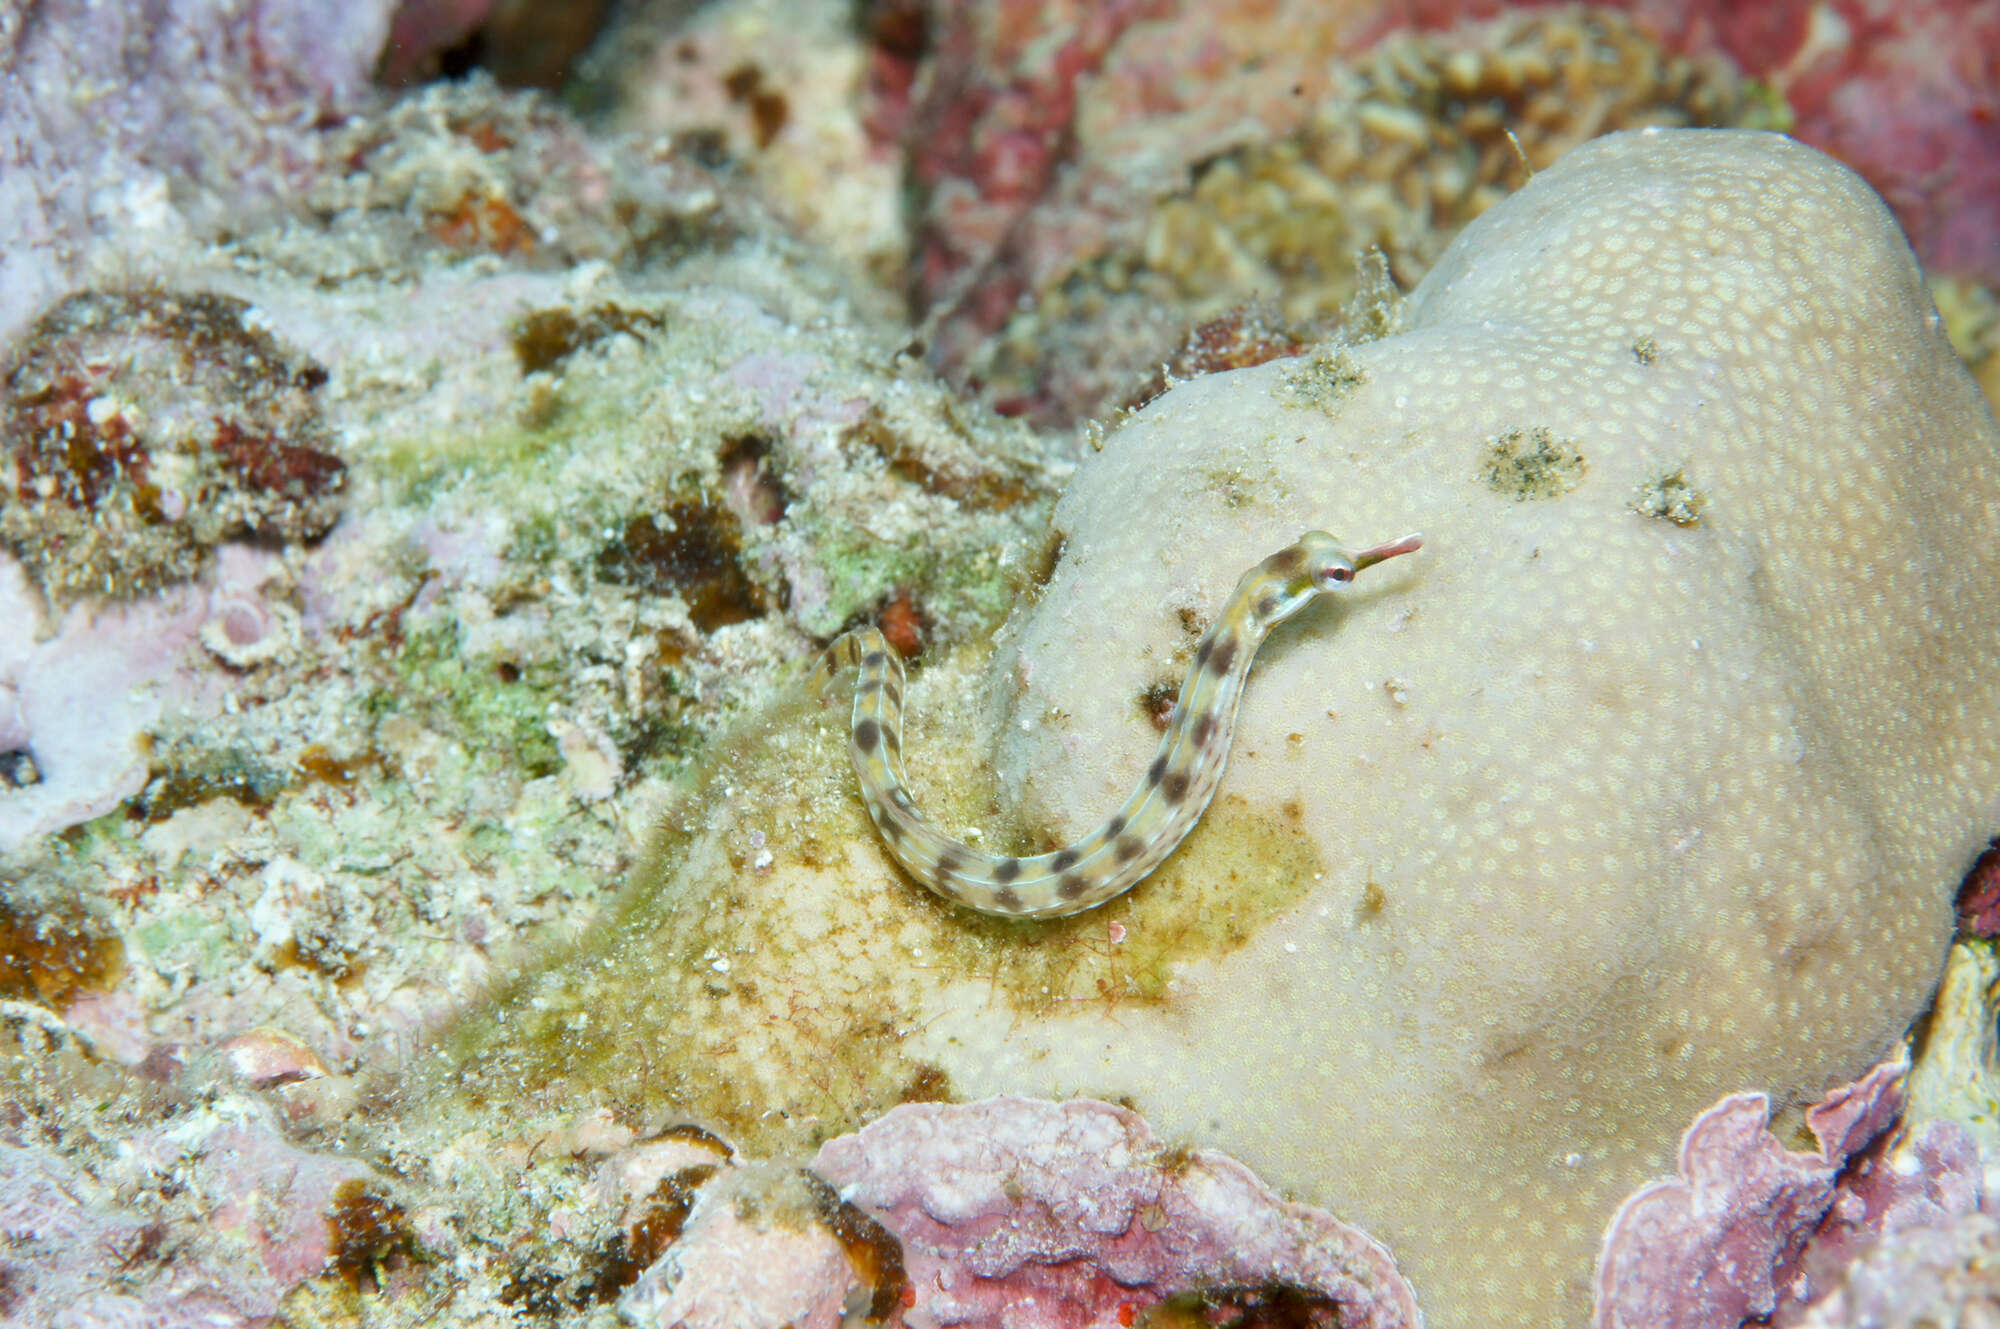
[812, 530, 1423, 919]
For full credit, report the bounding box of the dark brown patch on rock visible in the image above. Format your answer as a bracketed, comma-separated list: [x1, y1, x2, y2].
[597, 496, 771, 631]
[510, 303, 665, 375]
[0, 888, 125, 1005]
[326, 1180, 418, 1292]
[1138, 679, 1180, 730]
[802, 1171, 908, 1320]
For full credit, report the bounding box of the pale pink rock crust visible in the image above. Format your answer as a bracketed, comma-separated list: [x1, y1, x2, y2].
[1595, 1061, 2000, 1329]
[0, 1114, 393, 1328]
[614, 1096, 1424, 1328]
[0, 0, 395, 344]
[619, 1165, 861, 1329]
[0, 546, 295, 856]
[1593, 1062, 1905, 1329]
[811, 1095, 1420, 1329]
[1785, 1207, 2000, 1329]
[631, 1083, 2000, 1329]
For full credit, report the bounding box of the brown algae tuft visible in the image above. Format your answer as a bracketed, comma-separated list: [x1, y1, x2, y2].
[597, 495, 774, 632]
[0, 884, 125, 1005]
[325, 1179, 420, 1292]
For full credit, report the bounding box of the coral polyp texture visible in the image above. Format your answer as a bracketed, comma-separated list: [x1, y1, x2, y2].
[8, 1, 2000, 1324]
[934, 127, 2000, 1327]
[911, 6, 1765, 423]
[0, 289, 346, 605]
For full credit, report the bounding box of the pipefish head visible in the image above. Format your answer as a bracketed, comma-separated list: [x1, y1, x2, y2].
[1252, 530, 1425, 627]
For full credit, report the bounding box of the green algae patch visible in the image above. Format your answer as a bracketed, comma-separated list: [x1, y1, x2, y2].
[941, 793, 1325, 1010]
[374, 396, 615, 505]
[408, 641, 1322, 1160]
[1277, 345, 1369, 415]
[408, 685, 967, 1156]
[383, 616, 564, 777]
[1481, 425, 1587, 500]
[807, 525, 1023, 645]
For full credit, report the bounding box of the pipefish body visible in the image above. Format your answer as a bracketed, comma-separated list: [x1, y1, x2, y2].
[812, 530, 1423, 919]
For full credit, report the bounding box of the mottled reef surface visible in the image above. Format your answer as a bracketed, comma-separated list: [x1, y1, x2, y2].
[4, 3, 2000, 1329]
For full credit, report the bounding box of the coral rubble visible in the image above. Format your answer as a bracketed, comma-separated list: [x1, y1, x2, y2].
[410, 127, 2000, 1329]
[900, 0, 2000, 424]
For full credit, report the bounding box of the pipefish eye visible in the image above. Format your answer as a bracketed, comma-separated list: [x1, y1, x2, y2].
[1317, 561, 1356, 586]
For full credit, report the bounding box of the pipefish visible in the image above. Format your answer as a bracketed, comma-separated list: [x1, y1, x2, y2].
[813, 530, 1423, 918]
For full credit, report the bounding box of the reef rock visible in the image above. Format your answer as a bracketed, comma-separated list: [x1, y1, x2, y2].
[914, 129, 2000, 1327]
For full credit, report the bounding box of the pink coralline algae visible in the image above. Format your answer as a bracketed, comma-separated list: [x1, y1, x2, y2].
[1757, 0, 2000, 288]
[378, 0, 498, 83]
[0, 0, 395, 344]
[1775, 1111, 1999, 1326]
[1593, 1060, 1999, 1329]
[1956, 838, 2000, 937]
[0, 544, 301, 854]
[619, 1082, 2000, 1329]
[618, 1096, 1419, 1328]
[812, 1096, 1420, 1329]
[1787, 1205, 2000, 1328]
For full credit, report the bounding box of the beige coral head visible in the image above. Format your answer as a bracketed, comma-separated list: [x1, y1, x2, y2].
[946, 127, 2000, 1329]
